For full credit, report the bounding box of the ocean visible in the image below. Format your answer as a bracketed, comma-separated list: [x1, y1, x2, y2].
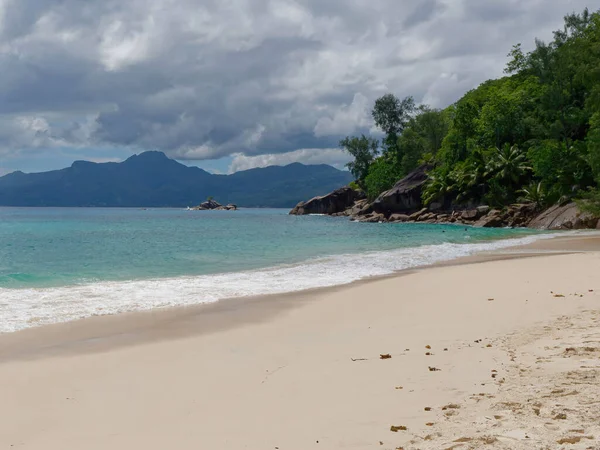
[0, 207, 554, 333]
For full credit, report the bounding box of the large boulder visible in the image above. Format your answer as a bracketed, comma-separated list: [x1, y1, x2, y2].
[290, 186, 365, 215]
[372, 164, 432, 215]
[528, 202, 598, 230]
[474, 210, 504, 228]
[461, 209, 479, 221]
[356, 213, 386, 223]
[389, 213, 410, 223]
[409, 207, 429, 221]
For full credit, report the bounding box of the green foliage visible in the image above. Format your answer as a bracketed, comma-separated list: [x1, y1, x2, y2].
[426, 8, 600, 207]
[339, 135, 379, 190]
[340, 8, 600, 211]
[372, 94, 415, 155]
[519, 182, 548, 209]
[577, 188, 600, 216]
[504, 43, 527, 74]
[588, 113, 600, 181]
[363, 157, 403, 201]
[348, 181, 361, 191]
[398, 106, 449, 173]
[485, 145, 531, 190]
[422, 168, 452, 206]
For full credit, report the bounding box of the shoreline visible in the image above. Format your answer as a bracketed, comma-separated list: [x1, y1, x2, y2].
[1, 223, 554, 335]
[1, 242, 600, 448]
[2, 232, 600, 363]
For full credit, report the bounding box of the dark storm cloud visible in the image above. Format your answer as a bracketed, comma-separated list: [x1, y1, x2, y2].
[0, 0, 594, 170]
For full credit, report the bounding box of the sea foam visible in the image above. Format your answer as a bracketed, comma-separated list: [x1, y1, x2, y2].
[0, 231, 586, 333]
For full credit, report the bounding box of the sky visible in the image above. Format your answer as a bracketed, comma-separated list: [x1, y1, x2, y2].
[0, 0, 594, 176]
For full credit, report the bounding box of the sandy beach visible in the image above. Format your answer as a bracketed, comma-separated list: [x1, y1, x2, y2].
[1, 236, 600, 450]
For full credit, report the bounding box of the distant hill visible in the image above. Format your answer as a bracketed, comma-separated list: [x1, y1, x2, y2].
[0, 151, 353, 207]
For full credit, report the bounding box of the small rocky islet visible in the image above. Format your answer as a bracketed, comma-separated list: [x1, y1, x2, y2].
[190, 199, 237, 211]
[290, 164, 600, 230]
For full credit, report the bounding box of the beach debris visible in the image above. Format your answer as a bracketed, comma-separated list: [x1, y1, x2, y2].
[390, 425, 407, 432]
[486, 344, 493, 348]
[554, 413, 567, 420]
[444, 348, 448, 351]
[553, 294, 565, 298]
[424, 407, 432, 411]
[589, 289, 594, 292]
[474, 339, 482, 343]
[556, 436, 590, 444]
[379, 441, 383, 446]
[487, 298, 494, 301]
[442, 404, 461, 410]
[351, 358, 368, 362]
[405, 348, 410, 351]
[428, 366, 441, 372]
[425, 422, 434, 427]
[380, 354, 392, 360]
[425, 352, 433, 356]
[425, 345, 431, 349]
[395, 386, 403, 390]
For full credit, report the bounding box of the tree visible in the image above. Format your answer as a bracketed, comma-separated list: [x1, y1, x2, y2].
[485, 145, 531, 199]
[422, 168, 453, 206]
[412, 106, 449, 154]
[363, 157, 403, 201]
[588, 113, 600, 181]
[339, 135, 379, 190]
[504, 43, 527, 74]
[519, 182, 548, 209]
[372, 94, 415, 156]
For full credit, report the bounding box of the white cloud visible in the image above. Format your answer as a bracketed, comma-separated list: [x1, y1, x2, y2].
[229, 148, 352, 173]
[314, 93, 371, 137]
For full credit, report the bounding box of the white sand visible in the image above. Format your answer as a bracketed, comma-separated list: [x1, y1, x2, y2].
[1, 252, 600, 449]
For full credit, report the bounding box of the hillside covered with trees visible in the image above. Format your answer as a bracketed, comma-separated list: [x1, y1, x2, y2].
[341, 8, 600, 215]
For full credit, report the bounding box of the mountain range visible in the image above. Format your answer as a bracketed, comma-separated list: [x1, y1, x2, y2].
[0, 151, 353, 207]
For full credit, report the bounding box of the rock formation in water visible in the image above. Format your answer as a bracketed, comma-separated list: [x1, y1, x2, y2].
[289, 186, 365, 215]
[192, 199, 237, 211]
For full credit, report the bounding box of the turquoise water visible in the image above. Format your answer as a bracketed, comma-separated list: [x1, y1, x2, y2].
[0, 207, 550, 332]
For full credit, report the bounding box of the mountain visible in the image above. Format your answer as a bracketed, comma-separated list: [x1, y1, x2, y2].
[0, 151, 353, 208]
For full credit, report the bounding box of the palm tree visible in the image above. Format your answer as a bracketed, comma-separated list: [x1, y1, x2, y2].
[446, 148, 488, 204]
[485, 144, 531, 191]
[423, 170, 453, 205]
[519, 182, 547, 209]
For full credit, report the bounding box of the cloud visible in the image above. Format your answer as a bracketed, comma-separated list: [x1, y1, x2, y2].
[229, 148, 352, 173]
[0, 0, 594, 171]
[314, 93, 371, 137]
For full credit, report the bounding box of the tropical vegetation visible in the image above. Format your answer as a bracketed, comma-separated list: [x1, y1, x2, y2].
[341, 8, 600, 211]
